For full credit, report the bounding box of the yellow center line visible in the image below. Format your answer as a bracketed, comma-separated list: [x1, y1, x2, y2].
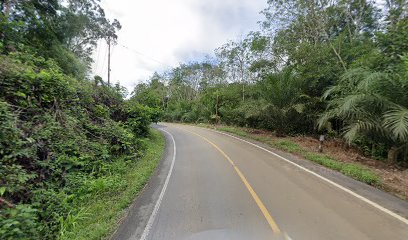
[179, 127, 282, 234]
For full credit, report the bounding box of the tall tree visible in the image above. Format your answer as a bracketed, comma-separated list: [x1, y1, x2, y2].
[216, 39, 254, 101]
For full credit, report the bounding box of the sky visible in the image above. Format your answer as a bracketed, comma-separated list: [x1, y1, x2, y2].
[91, 0, 267, 91]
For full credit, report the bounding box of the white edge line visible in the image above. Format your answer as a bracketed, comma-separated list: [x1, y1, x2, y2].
[139, 129, 177, 240]
[201, 127, 408, 225]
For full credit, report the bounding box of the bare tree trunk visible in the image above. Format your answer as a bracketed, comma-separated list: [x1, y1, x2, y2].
[215, 91, 219, 117]
[107, 37, 111, 86]
[239, 58, 245, 101]
[329, 43, 347, 71]
[242, 83, 245, 101]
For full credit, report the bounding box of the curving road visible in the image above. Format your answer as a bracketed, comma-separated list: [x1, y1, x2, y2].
[112, 123, 408, 240]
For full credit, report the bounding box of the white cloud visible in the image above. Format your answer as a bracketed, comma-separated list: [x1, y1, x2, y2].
[92, 0, 267, 91]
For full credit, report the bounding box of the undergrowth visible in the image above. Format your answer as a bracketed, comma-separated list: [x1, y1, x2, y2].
[59, 129, 164, 240]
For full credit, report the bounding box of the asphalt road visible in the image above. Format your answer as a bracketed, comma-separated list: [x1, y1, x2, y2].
[112, 123, 408, 240]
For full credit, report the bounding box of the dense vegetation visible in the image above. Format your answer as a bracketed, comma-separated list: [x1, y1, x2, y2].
[1, 0, 408, 238]
[0, 1, 159, 239]
[133, 0, 408, 165]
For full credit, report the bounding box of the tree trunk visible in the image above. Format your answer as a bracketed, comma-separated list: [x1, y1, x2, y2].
[329, 43, 347, 71]
[242, 83, 245, 101]
[215, 92, 219, 117]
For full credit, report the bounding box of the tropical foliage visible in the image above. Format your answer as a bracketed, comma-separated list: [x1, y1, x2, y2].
[133, 0, 408, 164]
[0, 1, 157, 239]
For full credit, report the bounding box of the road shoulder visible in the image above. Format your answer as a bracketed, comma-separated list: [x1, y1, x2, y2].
[111, 125, 172, 240]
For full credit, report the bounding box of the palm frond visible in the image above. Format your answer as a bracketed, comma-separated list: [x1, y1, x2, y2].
[322, 85, 339, 99]
[341, 68, 367, 84]
[336, 94, 367, 117]
[343, 119, 383, 143]
[356, 71, 387, 92]
[383, 106, 408, 142]
[317, 110, 337, 130]
[342, 67, 365, 79]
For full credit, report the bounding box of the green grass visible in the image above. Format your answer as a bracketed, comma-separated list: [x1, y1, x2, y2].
[214, 125, 270, 142]
[201, 124, 381, 187]
[216, 126, 248, 137]
[60, 129, 165, 240]
[305, 153, 344, 171]
[305, 153, 380, 185]
[272, 140, 305, 153]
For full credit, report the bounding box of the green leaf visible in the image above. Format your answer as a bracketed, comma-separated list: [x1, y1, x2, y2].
[0, 187, 6, 196]
[383, 107, 408, 142]
[15, 92, 26, 98]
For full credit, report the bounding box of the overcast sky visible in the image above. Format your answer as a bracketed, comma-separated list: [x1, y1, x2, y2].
[91, 0, 267, 91]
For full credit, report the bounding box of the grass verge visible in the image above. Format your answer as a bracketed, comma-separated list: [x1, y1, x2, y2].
[60, 129, 165, 240]
[201, 124, 381, 186]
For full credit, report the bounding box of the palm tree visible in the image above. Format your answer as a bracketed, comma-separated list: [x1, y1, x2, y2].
[319, 66, 408, 163]
[259, 69, 314, 135]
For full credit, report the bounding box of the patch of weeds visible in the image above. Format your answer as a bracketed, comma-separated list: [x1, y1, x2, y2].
[273, 140, 305, 153]
[340, 164, 380, 186]
[305, 153, 380, 186]
[217, 126, 248, 137]
[305, 153, 343, 171]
